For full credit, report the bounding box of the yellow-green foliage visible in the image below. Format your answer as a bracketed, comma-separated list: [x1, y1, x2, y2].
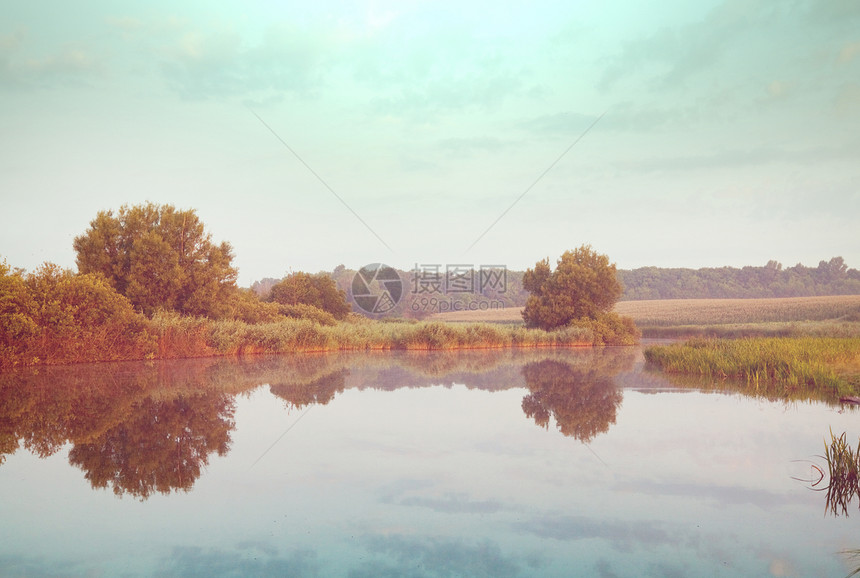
[569, 312, 641, 346]
[277, 303, 337, 326]
[73, 203, 238, 318]
[522, 245, 622, 330]
[0, 259, 37, 361]
[1, 262, 155, 367]
[645, 337, 860, 396]
[267, 272, 351, 319]
[227, 289, 282, 324]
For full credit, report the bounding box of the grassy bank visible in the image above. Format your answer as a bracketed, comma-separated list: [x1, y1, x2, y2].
[151, 313, 614, 358]
[644, 337, 860, 397]
[1, 312, 643, 368]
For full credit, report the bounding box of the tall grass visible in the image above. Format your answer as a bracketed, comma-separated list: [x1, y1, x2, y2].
[152, 317, 605, 359]
[644, 337, 860, 397]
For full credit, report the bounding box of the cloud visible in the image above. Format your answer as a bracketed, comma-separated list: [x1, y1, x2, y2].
[379, 479, 507, 514]
[512, 514, 673, 553]
[0, 29, 103, 89]
[598, 0, 778, 91]
[614, 141, 860, 173]
[593, 0, 860, 132]
[158, 545, 319, 578]
[612, 479, 793, 510]
[398, 492, 506, 514]
[352, 534, 527, 578]
[837, 41, 860, 64]
[836, 83, 860, 113]
[157, 22, 333, 100]
[518, 111, 603, 136]
[437, 136, 511, 156]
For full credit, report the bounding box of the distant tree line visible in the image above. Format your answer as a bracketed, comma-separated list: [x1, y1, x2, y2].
[254, 256, 860, 308]
[618, 257, 860, 300]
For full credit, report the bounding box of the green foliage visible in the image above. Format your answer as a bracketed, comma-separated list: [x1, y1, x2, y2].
[268, 272, 351, 320]
[522, 245, 624, 330]
[0, 261, 155, 367]
[73, 202, 238, 317]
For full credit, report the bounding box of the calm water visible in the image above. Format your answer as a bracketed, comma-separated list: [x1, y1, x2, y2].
[1, 347, 859, 577]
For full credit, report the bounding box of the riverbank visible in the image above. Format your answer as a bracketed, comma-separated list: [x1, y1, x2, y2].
[1, 313, 639, 369]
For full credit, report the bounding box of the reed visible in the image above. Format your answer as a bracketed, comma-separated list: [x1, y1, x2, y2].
[150, 317, 604, 359]
[644, 337, 860, 397]
[822, 430, 860, 517]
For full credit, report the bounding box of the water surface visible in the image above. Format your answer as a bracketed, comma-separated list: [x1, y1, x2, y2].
[1, 348, 858, 577]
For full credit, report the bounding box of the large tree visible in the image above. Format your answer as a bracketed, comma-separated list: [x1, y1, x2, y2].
[73, 203, 237, 317]
[522, 245, 623, 330]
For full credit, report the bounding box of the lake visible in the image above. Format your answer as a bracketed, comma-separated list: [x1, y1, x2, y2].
[1, 346, 859, 577]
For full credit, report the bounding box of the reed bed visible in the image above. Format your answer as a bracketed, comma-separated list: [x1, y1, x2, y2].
[153, 316, 604, 359]
[644, 337, 860, 396]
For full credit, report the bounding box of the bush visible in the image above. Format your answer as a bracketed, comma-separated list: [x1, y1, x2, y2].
[0, 262, 156, 367]
[268, 272, 351, 320]
[570, 312, 640, 345]
[277, 303, 338, 326]
[228, 289, 282, 324]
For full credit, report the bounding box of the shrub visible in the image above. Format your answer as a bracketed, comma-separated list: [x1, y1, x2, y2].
[268, 272, 351, 320]
[277, 303, 338, 326]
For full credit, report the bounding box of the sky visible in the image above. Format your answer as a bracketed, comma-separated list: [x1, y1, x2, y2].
[1, 0, 858, 286]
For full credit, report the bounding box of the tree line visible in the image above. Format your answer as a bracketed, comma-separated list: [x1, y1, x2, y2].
[255, 257, 860, 308]
[618, 258, 860, 300]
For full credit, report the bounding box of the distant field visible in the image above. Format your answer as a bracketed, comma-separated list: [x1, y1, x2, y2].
[431, 295, 860, 331]
[613, 295, 860, 326]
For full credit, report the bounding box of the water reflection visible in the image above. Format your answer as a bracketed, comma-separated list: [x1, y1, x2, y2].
[0, 348, 636, 498]
[68, 393, 234, 498]
[649, 365, 850, 406]
[521, 352, 630, 442]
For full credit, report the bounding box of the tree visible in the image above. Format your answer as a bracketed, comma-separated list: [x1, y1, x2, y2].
[267, 272, 351, 320]
[73, 203, 238, 317]
[522, 245, 622, 330]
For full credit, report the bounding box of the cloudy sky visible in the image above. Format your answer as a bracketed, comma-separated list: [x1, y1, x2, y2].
[1, 0, 858, 285]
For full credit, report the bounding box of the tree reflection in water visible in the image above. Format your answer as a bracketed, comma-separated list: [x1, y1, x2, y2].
[520, 349, 632, 442]
[0, 360, 242, 498]
[0, 348, 637, 499]
[68, 393, 235, 499]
